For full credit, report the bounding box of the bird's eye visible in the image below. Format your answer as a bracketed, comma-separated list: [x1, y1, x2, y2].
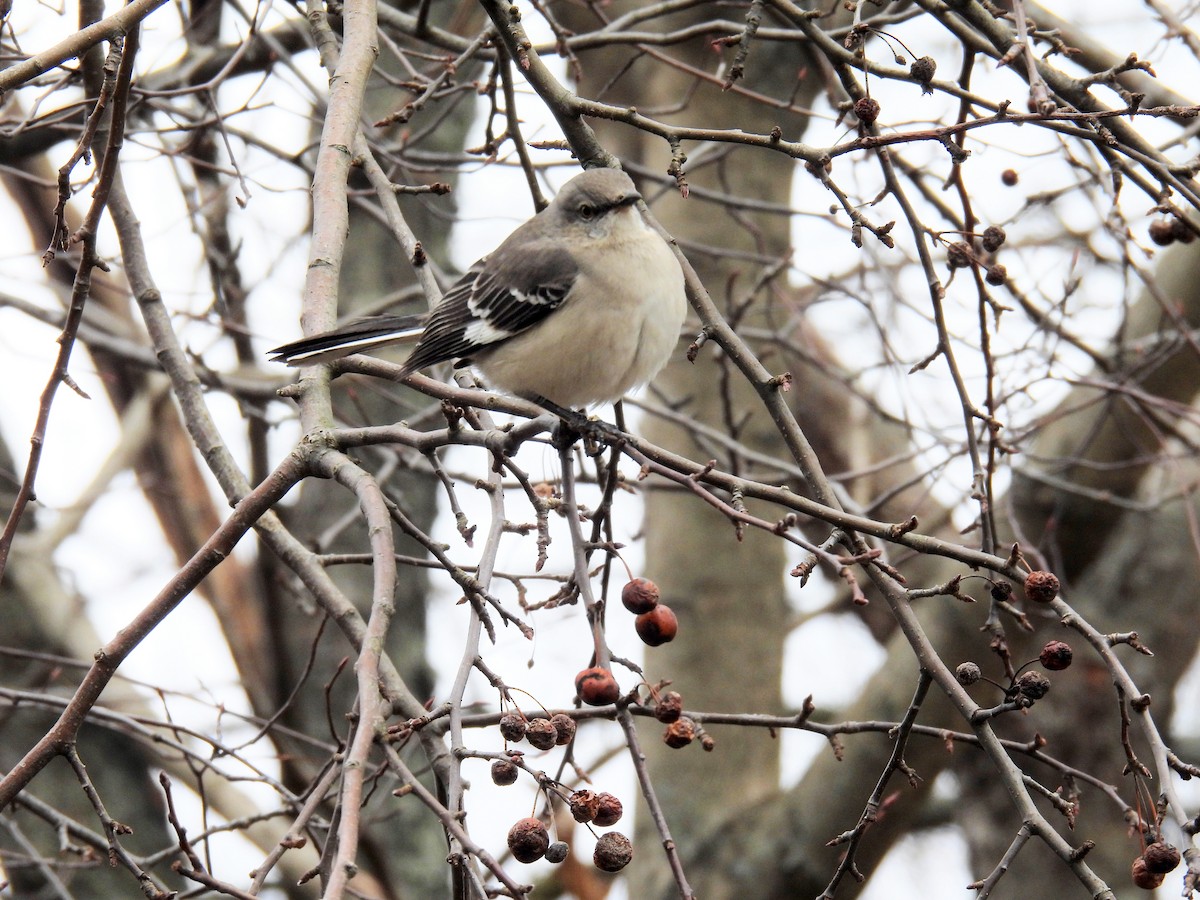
[577, 203, 596, 220]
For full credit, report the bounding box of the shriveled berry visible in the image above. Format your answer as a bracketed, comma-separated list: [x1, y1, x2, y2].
[1142, 841, 1180, 874]
[985, 264, 1008, 286]
[507, 817, 549, 863]
[990, 581, 1013, 602]
[1015, 670, 1050, 700]
[1024, 570, 1060, 604]
[568, 789, 600, 823]
[499, 713, 527, 743]
[1001, 169, 1019, 186]
[654, 690, 683, 723]
[910, 55, 936, 93]
[664, 716, 697, 748]
[593, 831, 633, 872]
[526, 717, 557, 750]
[593, 792, 623, 827]
[1149, 219, 1176, 246]
[1131, 855, 1165, 889]
[550, 713, 576, 745]
[621, 577, 660, 614]
[635, 605, 678, 647]
[982, 225, 1006, 252]
[1039, 640, 1073, 671]
[1170, 217, 1195, 243]
[956, 662, 982, 686]
[545, 841, 569, 864]
[491, 759, 519, 786]
[576, 667, 620, 706]
[946, 241, 972, 269]
[854, 96, 880, 126]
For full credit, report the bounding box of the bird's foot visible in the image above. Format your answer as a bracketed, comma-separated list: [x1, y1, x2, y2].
[535, 397, 626, 452]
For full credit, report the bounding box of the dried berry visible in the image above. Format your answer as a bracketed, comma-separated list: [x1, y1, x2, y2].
[982, 225, 1007, 252]
[1024, 570, 1060, 604]
[499, 713, 527, 743]
[545, 841, 569, 864]
[526, 717, 557, 750]
[985, 264, 1008, 286]
[1001, 169, 1019, 186]
[990, 581, 1013, 602]
[568, 789, 600, 823]
[1170, 217, 1196, 243]
[621, 577, 660, 614]
[956, 662, 982, 686]
[550, 713, 577, 745]
[575, 667, 620, 706]
[593, 831, 633, 872]
[854, 96, 880, 126]
[507, 817, 549, 863]
[1142, 841, 1181, 874]
[593, 792, 623, 827]
[654, 690, 684, 723]
[910, 55, 937, 93]
[946, 241, 972, 270]
[1149, 219, 1176, 246]
[1015, 670, 1050, 700]
[664, 716, 697, 748]
[491, 759, 519, 786]
[635, 605, 678, 647]
[1039, 640, 1073, 671]
[1131, 855, 1165, 890]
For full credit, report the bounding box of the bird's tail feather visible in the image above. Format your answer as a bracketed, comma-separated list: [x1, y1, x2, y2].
[268, 313, 427, 366]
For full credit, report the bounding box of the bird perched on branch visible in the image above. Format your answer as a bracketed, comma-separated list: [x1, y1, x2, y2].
[269, 168, 688, 414]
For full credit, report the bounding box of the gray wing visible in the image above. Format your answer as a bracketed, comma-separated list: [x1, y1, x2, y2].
[401, 240, 578, 373]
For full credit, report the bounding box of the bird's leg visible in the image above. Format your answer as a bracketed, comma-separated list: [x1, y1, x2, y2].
[532, 396, 626, 450]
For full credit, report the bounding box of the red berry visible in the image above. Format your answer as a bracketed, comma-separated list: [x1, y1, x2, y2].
[568, 789, 599, 823]
[498, 713, 526, 742]
[1001, 169, 1019, 186]
[491, 759, 518, 786]
[1131, 855, 1165, 889]
[1039, 640, 1073, 671]
[1024, 570, 1060, 604]
[575, 667, 620, 706]
[664, 716, 697, 748]
[854, 96, 880, 126]
[507, 817, 549, 863]
[635, 605, 678, 646]
[621, 577, 660, 614]
[593, 792, 623, 827]
[1143, 841, 1180, 874]
[654, 690, 683, 723]
[550, 713, 576, 745]
[525, 717, 557, 750]
[593, 831, 633, 872]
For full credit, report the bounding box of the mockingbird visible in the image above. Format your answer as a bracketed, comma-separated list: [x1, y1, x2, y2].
[269, 168, 688, 414]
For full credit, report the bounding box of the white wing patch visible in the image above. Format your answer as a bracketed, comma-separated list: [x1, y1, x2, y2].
[462, 318, 517, 345]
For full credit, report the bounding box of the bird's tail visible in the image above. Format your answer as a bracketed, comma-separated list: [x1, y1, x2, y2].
[268, 313, 427, 366]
